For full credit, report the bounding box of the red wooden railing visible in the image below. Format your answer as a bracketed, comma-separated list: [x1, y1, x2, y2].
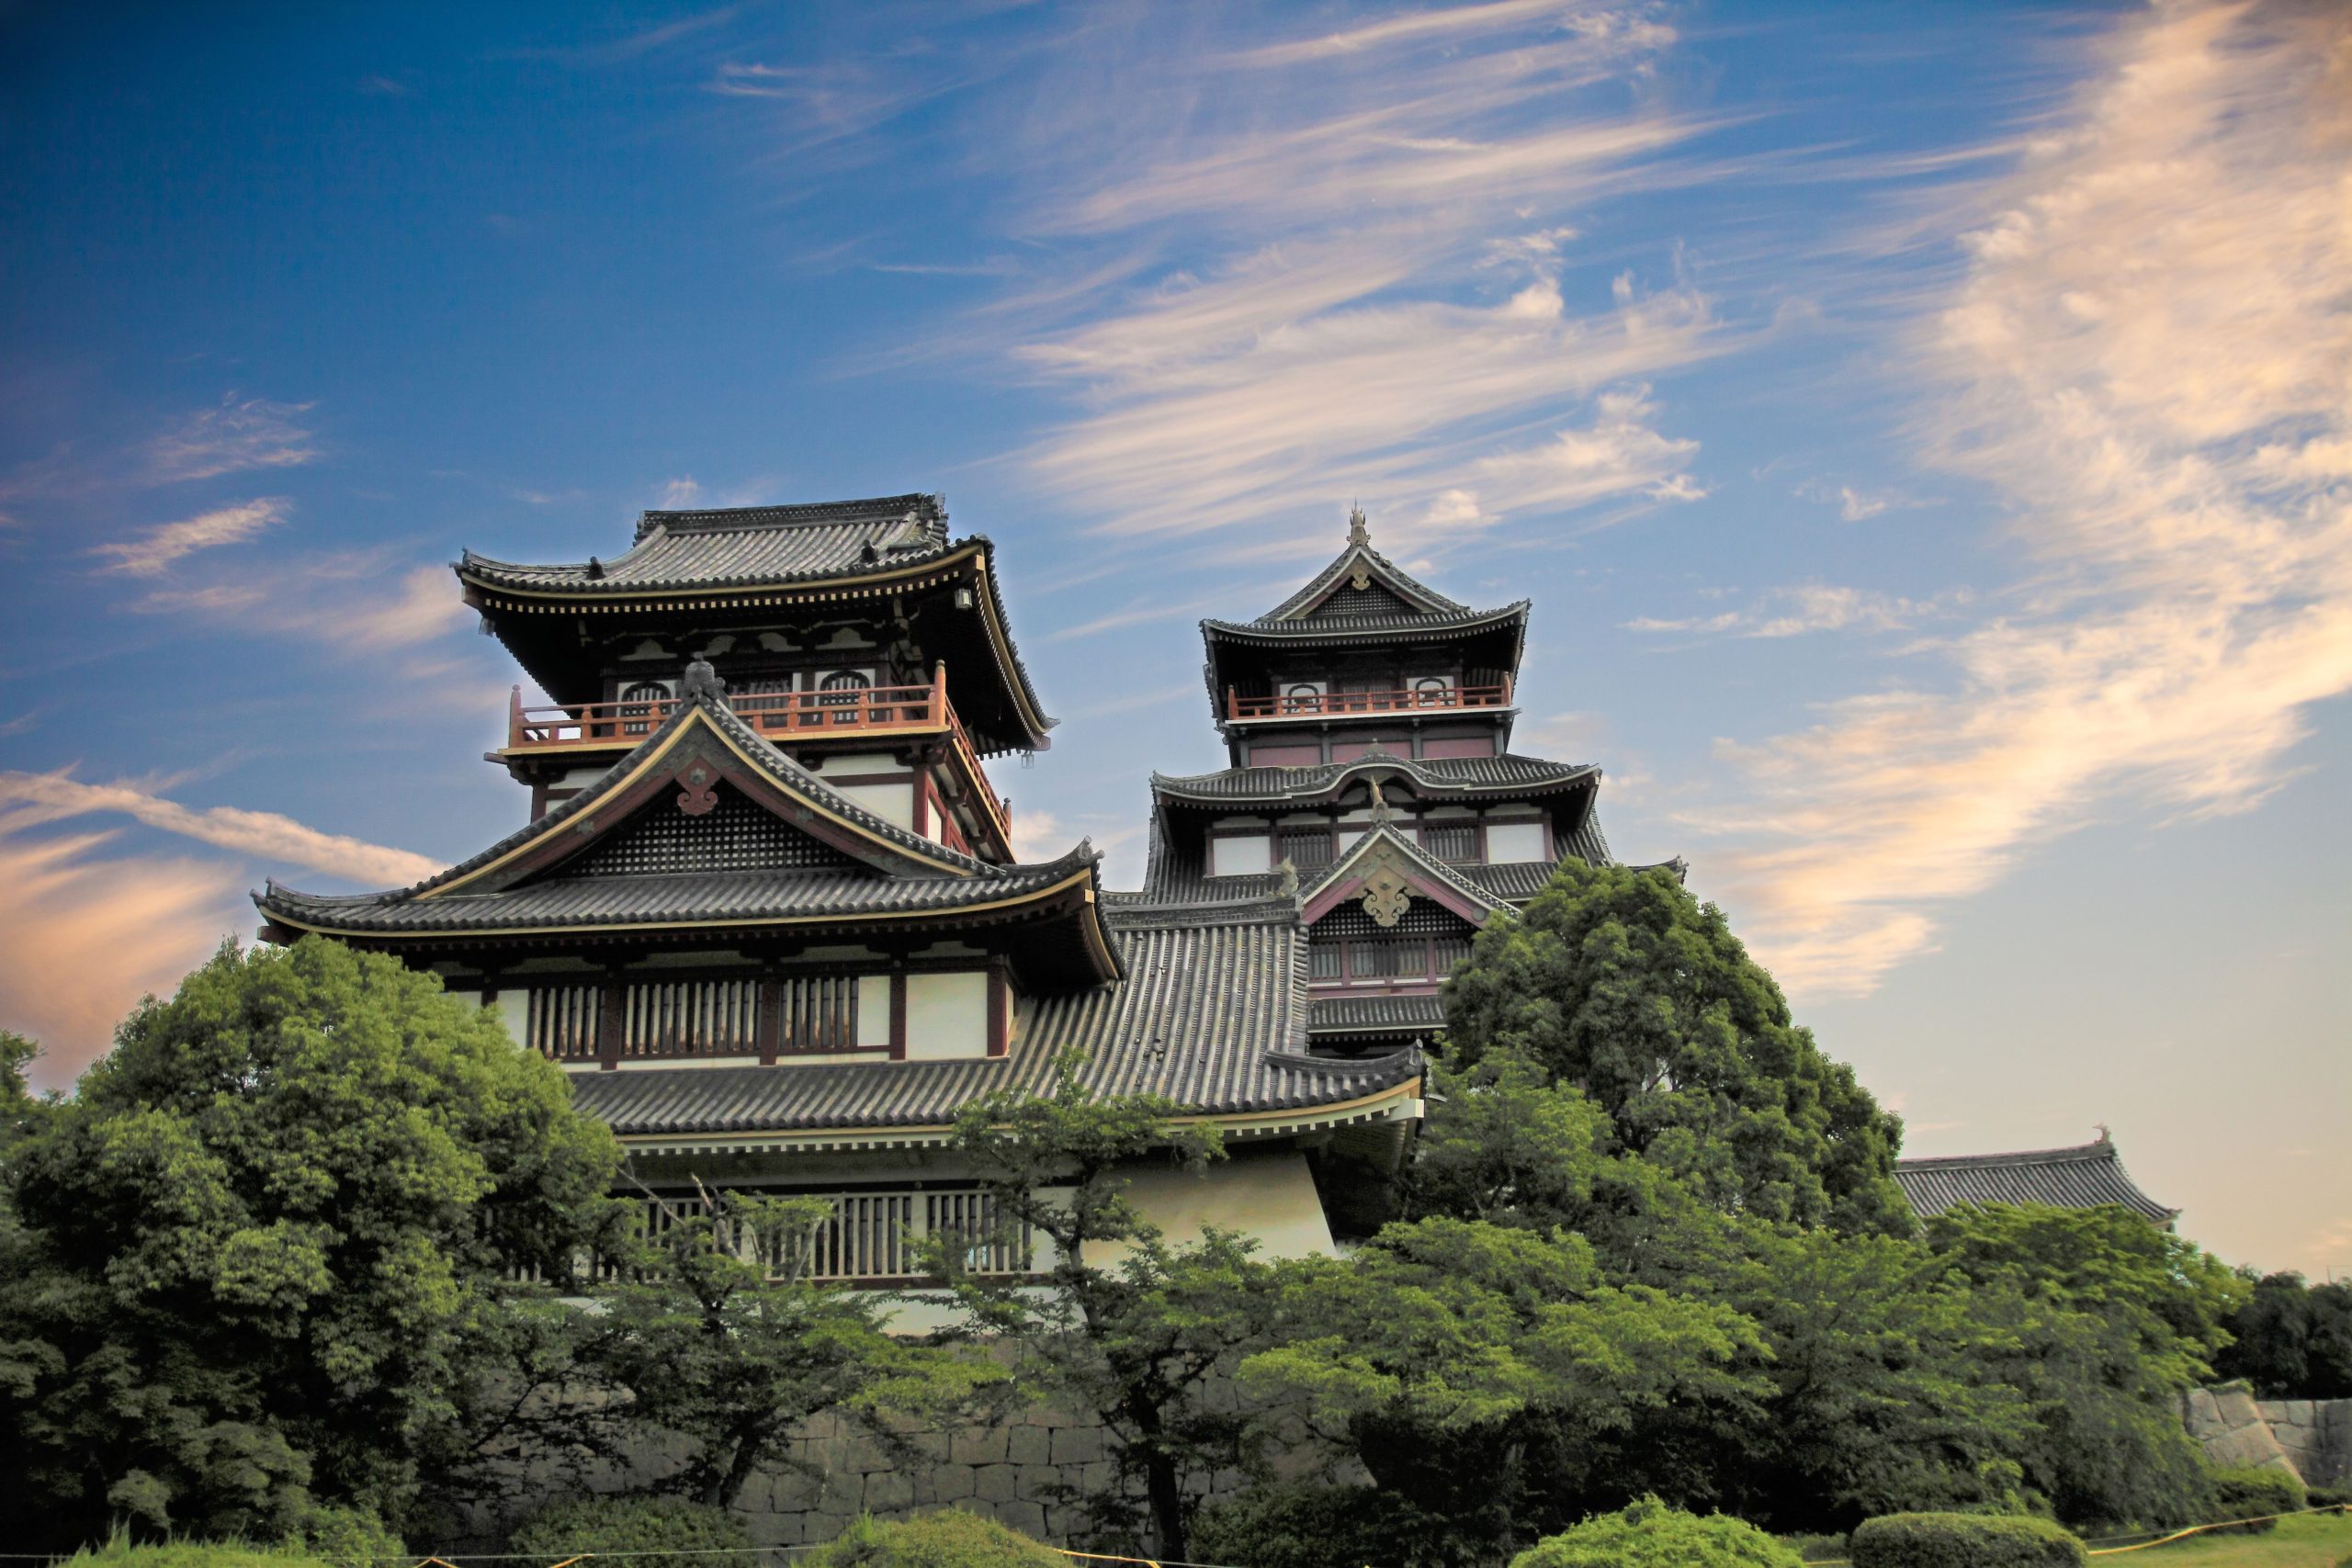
[503, 664, 1012, 848]
[1227, 679, 1511, 722]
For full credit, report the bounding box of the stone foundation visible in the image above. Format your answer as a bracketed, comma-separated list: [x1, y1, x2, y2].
[2182, 1383, 2352, 1489]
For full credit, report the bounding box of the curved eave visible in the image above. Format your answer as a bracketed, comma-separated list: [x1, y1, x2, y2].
[255, 864, 1124, 983]
[1150, 759, 1600, 811]
[456, 538, 1056, 751]
[611, 1073, 1423, 1156]
[1201, 602, 1529, 648]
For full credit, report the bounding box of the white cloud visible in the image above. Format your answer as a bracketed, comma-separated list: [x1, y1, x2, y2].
[144, 395, 317, 483]
[659, 476, 703, 507]
[0, 769, 443, 886]
[968, 3, 1717, 558]
[1702, 0, 2352, 998]
[0, 816, 248, 1090]
[90, 497, 289, 576]
[1628, 582, 1964, 639]
[135, 558, 470, 650]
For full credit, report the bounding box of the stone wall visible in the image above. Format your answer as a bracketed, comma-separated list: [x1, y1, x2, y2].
[2181, 1383, 2352, 1489]
[431, 1374, 1338, 1554]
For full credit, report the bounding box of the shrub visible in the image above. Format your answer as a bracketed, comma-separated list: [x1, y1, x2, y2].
[1192, 1483, 1447, 1568]
[2303, 1483, 2346, 1512]
[1510, 1496, 1802, 1568]
[67, 1539, 329, 1568]
[1783, 1534, 1852, 1562]
[289, 1506, 405, 1566]
[2205, 1466, 2306, 1534]
[509, 1497, 751, 1568]
[804, 1510, 1065, 1568]
[1849, 1513, 2086, 1568]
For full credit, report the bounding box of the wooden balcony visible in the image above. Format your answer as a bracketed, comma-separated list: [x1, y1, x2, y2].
[502, 663, 1012, 849]
[1227, 678, 1511, 723]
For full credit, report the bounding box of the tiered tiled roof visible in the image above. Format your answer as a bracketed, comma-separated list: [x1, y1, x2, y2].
[1152, 752, 1598, 806]
[1298, 822, 1510, 924]
[455, 493, 1055, 752]
[459, 494, 955, 592]
[1894, 1137, 2178, 1223]
[1309, 993, 1448, 1036]
[571, 899, 1424, 1146]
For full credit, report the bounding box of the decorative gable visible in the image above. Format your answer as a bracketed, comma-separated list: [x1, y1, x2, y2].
[558, 782, 863, 879]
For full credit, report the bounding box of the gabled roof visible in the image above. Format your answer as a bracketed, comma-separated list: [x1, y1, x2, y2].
[1894, 1136, 2178, 1224]
[567, 901, 1426, 1146]
[1205, 508, 1527, 652]
[1153, 751, 1599, 807]
[1298, 821, 1510, 927]
[254, 665, 1117, 984]
[459, 494, 954, 593]
[1260, 507, 1468, 622]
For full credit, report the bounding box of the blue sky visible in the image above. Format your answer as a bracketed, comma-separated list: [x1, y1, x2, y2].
[2, 1, 2345, 1275]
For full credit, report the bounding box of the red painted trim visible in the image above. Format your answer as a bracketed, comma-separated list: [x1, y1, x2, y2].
[987, 968, 1010, 1058]
[911, 777, 930, 838]
[756, 971, 781, 1066]
[596, 978, 624, 1070]
[888, 973, 908, 1062]
[1301, 864, 1493, 928]
[822, 771, 920, 786]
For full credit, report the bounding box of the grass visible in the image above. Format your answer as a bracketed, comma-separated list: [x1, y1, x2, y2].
[2092, 1510, 2352, 1568]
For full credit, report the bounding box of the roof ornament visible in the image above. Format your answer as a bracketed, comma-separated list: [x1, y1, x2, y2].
[2094, 1122, 2111, 1144]
[681, 657, 727, 702]
[585, 555, 605, 580]
[1361, 863, 1411, 928]
[1367, 774, 1395, 825]
[1348, 503, 1369, 548]
[1275, 858, 1300, 897]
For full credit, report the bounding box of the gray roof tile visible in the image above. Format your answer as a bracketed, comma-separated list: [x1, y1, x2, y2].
[1203, 603, 1529, 646]
[569, 907, 1421, 1138]
[1310, 993, 1448, 1033]
[1153, 752, 1598, 804]
[461, 495, 954, 592]
[1894, 1139, 2177, 1222]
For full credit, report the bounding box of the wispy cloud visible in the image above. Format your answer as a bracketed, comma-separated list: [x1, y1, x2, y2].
[1704, 0, 2352, 998]
[144, 395, 317, 483]
[914, 3, 1728, 557]
[89, 497, 289, 576]
[1629, 582, 1966, 639]
[0, 816, 248, 1089]
[0, 769, 443, 886]
[133, 558, 470, 650]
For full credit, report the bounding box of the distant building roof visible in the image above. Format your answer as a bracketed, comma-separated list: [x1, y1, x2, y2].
[1894, 1136, 2178, 1223]
[459, 494, 955, 592]
[1152, 751, 1598, 806]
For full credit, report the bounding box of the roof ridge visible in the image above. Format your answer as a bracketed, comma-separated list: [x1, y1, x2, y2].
[1297, 819, 1509, 917]
[632, 492, 944, 543]
[1895, 1139, 2119, 1169]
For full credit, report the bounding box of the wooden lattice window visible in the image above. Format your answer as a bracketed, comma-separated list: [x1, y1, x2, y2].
[622, 978, 760, 1058]
[618, 680, 670, 735]
[776, 974, 859, 1054]
[1279, 827, 1335, 871]
[1421, 821, 1479, 863]
[525, 985, 603, 1060]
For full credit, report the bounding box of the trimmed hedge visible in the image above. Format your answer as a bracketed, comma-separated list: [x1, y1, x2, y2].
[1510, 1496, 1803, 1568]
[510, 1497, 752, 1568]
[2206, 1466, 2306, 1534]
[1783, 1534, 1852, 1563]
[804, 1510, 1066, 1568]
[68, 1544, 328, 1568]
[1192, 1483, 1443, 1568]
[1849, 1513, 2086, 1568]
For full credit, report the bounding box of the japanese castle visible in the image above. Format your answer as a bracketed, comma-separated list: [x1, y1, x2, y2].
[254, 493, 2171, 1275]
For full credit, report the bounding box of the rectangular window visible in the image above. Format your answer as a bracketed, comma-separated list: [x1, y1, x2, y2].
[1349, 938, 1428, 980]
[1421, 822, 1479, 862]
[1430, 936, 1473, 976]
[1309, 942, 1343, 982]
[777, 974, 860, 1055]
[622, 977, 761, 1058]
[1280, 828, 1335, 871]
[542, 1187, 1037, 1286]
[525, 985, 603, 1060]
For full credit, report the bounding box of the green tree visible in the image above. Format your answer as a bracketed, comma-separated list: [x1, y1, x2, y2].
[1509, 1495, 1803, 1568]
[928, 1055, 1281, 1560]
[584, 1184, 1001, 1509]
[1442, 860, 1908, 1233]
[1238, 1217, 1764, 1561]
[0, 938, 622, 1548]
[1924, 1203, 2244, 1526]
[2214, 1271, 2352, 1399]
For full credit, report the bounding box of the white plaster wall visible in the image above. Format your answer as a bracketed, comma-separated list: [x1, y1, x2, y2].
[1210, 834, 1271, 877]
[904, 971, 989, 1060]
[1119, 1152, 1335, 1260]
[855, 976, 892, 1049]
[834, 780, 916, 830]
[494, 990, 530, 1049]
[1486, 820, 1549, 862]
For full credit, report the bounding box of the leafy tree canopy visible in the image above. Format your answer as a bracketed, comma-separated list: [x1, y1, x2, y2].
[0, 937, 622, 1548]
[1442, 860, 1908, 1233]
[2213, 1270, 2352, 1399]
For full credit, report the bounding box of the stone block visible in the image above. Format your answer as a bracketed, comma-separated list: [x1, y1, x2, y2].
[951, 1426, 1011, 1465]
[2215, 1387, 2266, 1430]
[1050, 1427, 1106, 1466]
[910, 1469, 938, 1506]
[2184, 1387, 2222, 1433]
[805, 1515, 853, 1548]
[2204, 1420, 2296, 1473]
[935, 1464, 977, 1501]
[998, 1501, 1048, 1538]
[1077, 1460, 1117, 1497]
[1007, 1425, 1052, 1466]
[864, 1470, 915, 1512]
[976, 1464, 1018, 1503]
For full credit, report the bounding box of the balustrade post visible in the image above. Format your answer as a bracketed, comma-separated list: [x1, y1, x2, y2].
[596, 976, 624, 1069]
